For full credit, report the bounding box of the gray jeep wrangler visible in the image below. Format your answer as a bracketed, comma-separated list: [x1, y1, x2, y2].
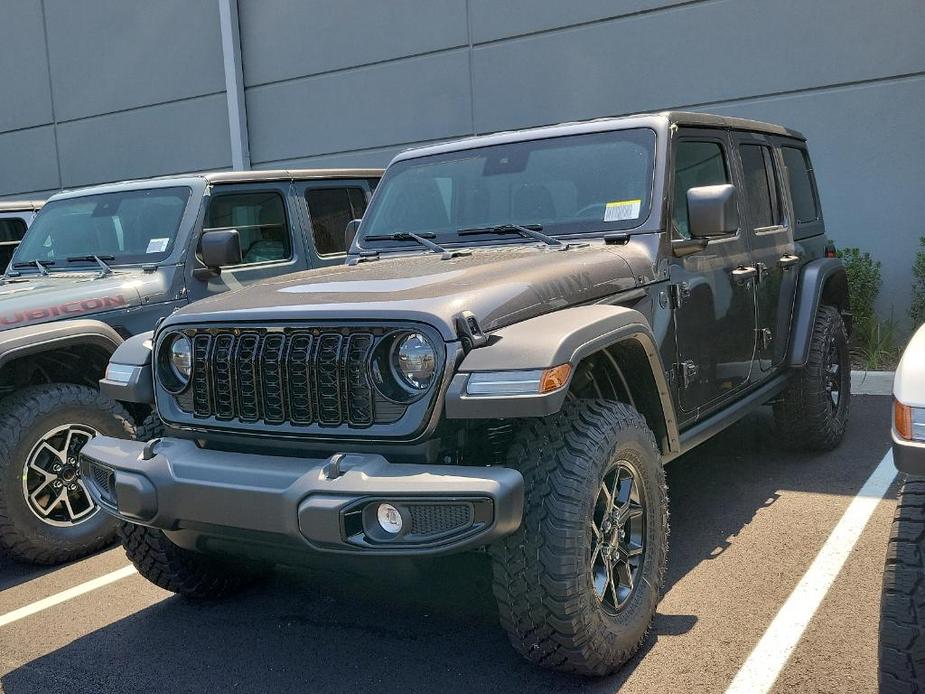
[0, 168, 380, 564]
[83, 112, 850, 675]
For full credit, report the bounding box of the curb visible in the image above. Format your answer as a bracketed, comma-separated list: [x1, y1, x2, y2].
[851, 370, 894, 396]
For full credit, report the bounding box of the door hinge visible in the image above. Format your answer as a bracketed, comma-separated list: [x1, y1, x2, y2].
[676, 360, 699, 388]
[755, 262, 769, 284]
[758, 327, 773, 350]
[668, 282, 690, 309]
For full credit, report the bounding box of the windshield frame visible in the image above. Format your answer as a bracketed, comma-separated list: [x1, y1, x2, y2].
[357, 126, 660, 254]
[9, 183, 199, 273]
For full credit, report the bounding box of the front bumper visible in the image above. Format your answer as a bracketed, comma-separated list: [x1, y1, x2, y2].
[892, 430, 925, 475]
[80, 436, 523, 557]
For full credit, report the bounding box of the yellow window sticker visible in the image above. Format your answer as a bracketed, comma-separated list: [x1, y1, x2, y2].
[604, 199, 641, 222]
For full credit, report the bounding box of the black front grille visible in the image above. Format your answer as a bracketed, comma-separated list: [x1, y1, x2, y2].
[176, 328, 383, 428]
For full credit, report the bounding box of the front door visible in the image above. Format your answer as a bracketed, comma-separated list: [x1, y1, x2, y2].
[670, 129, 758, 415]
[187, 181, 305, 302]
[732, 133, 799, 372]
[294, 178, 375, 267]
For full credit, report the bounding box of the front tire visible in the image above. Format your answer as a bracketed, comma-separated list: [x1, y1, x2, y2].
[120, 523, 268, 599]
[879, 477, 925, 692]
[774, 304, 851, 451]
[0, 384, 133, 564]
[491, 400, 668, 676]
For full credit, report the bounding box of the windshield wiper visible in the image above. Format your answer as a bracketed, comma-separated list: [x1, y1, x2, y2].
[363, 232, 461, 260]
[11, 259, 54, 275]
[67, 255, 114, 277]
[457, 223, 564, 248]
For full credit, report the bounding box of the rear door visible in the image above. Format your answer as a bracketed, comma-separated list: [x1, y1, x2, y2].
[293, 178, 376, 268]
[0, 214, 29, 270]
[186, 181, 307, 301]
[732, 132, 799, 372]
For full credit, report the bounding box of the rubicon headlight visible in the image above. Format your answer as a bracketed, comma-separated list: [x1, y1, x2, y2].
[393, 333, 436, 390]
[169, 335, 192, 382]
[894, 399, 925, 441]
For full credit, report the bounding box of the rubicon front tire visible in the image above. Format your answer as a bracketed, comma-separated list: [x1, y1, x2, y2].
[119, 523, 268, 599]
[491, 400, 668, 676]
[879, 477, 925, 692]
[0, 384, 133, 564]
[774, 304, 851, 451]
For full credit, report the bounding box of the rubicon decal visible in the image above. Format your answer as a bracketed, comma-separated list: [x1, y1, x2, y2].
[0, 295, 127, 326]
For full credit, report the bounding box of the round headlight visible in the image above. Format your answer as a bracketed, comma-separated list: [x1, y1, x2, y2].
[168, 335, 192, 383]
[392, 333, 436, 390]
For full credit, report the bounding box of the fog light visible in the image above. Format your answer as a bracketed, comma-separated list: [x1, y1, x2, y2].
[377, 503, 403, 534]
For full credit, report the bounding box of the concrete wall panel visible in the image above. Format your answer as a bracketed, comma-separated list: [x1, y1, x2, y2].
[239, 0, 467, 86]
[56, 95, 231, 186]
[0, 127, 59, 195]
[43, 0, 225, 121]
[0, 1, 54, 133]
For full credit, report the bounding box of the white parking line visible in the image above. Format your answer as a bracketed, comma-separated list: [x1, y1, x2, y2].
[0, 565, 137, 628]
[726, 449, 897, 694]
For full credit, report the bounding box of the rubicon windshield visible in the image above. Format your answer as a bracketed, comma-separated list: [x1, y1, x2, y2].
[13, 187, 191, 268]
[360, 128, 656, 248]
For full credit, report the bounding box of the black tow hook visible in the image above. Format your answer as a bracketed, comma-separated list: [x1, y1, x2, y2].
[322, 453, 348, 480]
[142, 438, 161, 461]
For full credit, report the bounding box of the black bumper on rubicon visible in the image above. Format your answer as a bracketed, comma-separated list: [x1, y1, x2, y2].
[79, 436, 524, 558]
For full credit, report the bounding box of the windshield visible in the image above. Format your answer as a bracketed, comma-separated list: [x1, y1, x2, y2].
[12, 186, 191, 269]
[360, 128, 656, 248]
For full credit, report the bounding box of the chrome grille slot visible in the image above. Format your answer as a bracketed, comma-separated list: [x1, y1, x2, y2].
[286, 333, 313, 424]
[192, 334, 212, 417]
[260, 333, 287, 424]
[211, 333, 236, 420]
[315, 334, 343, 426]
[235, 333, 261, 422]
[345, 333, 374, 426]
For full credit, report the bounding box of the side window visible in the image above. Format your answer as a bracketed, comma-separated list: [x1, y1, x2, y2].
[305, 187, 369, 256]
[739, 144, 782, 230]
[204, 192, 291, 265]
[673, 141, 729, 238]
[781, 146, 819, 224]
[0, 218, 27, 269]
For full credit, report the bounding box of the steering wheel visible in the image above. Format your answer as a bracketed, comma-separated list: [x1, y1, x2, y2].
[574, 202, 606, 219]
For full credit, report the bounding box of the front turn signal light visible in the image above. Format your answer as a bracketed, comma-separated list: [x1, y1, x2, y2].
[895, 399, 913, 440]
[540, 364, 572, 393]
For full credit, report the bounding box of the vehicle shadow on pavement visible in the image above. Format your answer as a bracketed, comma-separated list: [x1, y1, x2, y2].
[1, 397, 890, 694]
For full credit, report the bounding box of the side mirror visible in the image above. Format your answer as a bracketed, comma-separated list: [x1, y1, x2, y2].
[194, 229, 242, 280]
[687, 184, 738, 238]
[344, 219, 362, 252]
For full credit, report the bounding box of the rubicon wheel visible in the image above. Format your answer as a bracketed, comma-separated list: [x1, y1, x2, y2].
[774, 304, 851, 451]
[0, 384, 133, 564]
[491, 399, 668, 676]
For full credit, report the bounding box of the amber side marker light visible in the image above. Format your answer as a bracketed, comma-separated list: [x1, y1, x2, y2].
[540, 364, 572, 393]
[895, 399, 913, 440]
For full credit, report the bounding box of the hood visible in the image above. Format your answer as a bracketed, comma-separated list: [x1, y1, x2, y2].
[167, 242, 652, 339]
[0, 271, 148, 329]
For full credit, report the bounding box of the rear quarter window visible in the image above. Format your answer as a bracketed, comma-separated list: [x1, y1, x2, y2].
[781, 146, 821, 226]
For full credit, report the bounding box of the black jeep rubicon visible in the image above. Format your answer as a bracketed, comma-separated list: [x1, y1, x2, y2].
[83, 112, 850, 675]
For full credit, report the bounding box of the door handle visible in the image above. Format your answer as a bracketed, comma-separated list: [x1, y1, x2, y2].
[778, 254, 800, 270]
[731, 265, 757, 283]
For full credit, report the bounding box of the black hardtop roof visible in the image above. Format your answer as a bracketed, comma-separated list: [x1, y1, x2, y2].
[393, 111, 805, 163]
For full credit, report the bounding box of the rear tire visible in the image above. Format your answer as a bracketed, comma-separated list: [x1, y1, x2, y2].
[0, 384, 132, 564]
[119, 522, 268, 599]
[879, 477, 925, 692]
[490, 400, 668, 676]
[774, 304, 850, 451]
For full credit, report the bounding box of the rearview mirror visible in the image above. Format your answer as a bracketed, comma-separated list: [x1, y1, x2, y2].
[194, 229, 242, 280]
[687, 184, 738, 238]
[344, 219, 362, 252]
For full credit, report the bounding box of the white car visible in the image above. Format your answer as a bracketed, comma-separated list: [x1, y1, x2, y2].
[880, 323, 925, 690]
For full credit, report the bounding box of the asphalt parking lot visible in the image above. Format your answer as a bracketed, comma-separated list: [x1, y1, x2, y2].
[0, 395, 897, 694]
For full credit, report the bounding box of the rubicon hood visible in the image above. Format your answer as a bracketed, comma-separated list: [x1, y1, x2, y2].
[165, 242, 649, 339]
[0, 272, 148, 329]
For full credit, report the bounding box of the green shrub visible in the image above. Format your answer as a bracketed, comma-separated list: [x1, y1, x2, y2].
[837, 247, 880, 335]
[852, 312, 900, 371]
[911, 237, 925, 328]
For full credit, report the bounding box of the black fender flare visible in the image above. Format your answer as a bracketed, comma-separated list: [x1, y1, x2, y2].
[0, 319, 123, 372]
[444, 304, 680, 455]
[787, 258, 850, 368]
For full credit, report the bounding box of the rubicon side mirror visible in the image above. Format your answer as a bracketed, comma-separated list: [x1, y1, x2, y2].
[687, 184, 739, 238]
[344, 219, 362, 253]
[195, 229, 242, 279]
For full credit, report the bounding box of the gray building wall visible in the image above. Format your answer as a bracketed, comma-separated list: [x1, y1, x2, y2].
[1, 0, 923, 316]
